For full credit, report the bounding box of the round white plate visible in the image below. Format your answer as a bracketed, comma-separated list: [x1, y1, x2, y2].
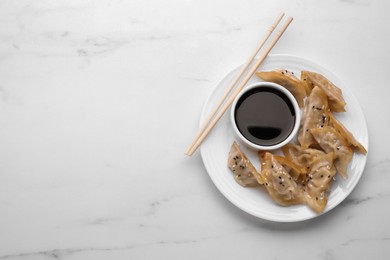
[200, 54, 369, 222]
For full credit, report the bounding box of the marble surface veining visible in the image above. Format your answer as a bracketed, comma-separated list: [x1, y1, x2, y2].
[0, 0, 389, 259]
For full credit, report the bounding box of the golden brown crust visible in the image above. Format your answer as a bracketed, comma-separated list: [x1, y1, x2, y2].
[227, 142, 263, 186]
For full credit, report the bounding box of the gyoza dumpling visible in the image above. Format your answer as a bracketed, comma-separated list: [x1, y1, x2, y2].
[301, 71, 346, 112]
[259, 152, 305, 206]
[273, 155, 307, 175]
[281, 144, 325, 186]
[301, 71, 315, 94]
[328, 112, 367, 154]
[256, 69, 307, 107]
[303, 152, 336, 213]
[228, 142, 263, 186]
[298, 86, 330, 148]
[273, 154, 307, 181]
[282, 143, 325, 172]
[310, 126, 353, 180]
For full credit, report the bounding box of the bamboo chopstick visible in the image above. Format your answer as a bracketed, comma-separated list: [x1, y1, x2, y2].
[184, 12, 285, 156]
[186, 16, 294, 156]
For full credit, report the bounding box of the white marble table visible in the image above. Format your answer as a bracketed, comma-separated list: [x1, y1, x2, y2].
[0, 0, 388, 259]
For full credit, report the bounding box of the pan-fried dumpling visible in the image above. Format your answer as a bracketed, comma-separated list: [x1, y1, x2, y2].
[273, 154, 307, 181]
[328, 112, 367, 154]
[256, 69, 307, 107]
[273, 155, 307, 175]
[303, 152, 336, 213]
[301, 71, 346, 112]
[228, 142, 263, 186]
[281, 144, 325, 186]
[310, 126, 353, 180]
[298, 86, 330, 148]
[301, 71, 315, 94]
[282, 143, 325, 172]
[259, 152, 305, 206]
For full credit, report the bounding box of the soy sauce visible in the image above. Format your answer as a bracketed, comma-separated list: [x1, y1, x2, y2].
[234, 87, 296, 146]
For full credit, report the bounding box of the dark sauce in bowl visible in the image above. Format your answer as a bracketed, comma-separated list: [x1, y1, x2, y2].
[234, 87, 296, 146]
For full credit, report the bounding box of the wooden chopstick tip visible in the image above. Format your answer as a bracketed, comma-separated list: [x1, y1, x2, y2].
[283, 16, 294, 28]
[185, 143, 196, 156]
[277, 12, 285, 20]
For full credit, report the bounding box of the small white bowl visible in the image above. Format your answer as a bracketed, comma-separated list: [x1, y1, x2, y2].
[230, 82, 301, 151]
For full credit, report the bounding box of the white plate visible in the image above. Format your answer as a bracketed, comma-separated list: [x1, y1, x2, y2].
[200, 54, 369, 222]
